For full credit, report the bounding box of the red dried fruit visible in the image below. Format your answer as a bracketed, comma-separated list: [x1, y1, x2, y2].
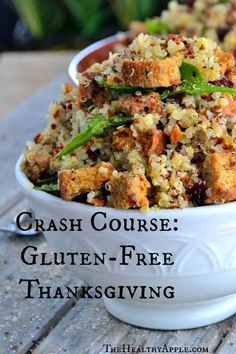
[209, 78, 234, 88]
[187, 181, 206, 206]
[87, 149, 101, 161]
[34, 133, 41, 144]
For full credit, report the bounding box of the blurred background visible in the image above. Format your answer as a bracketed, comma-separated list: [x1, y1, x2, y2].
[0, 0, 170, 116]
[1, 0, 170, 51]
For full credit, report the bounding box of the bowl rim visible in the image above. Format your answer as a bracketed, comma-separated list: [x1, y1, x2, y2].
[68, 31, 132, 86]
[15, 154, 236, 217]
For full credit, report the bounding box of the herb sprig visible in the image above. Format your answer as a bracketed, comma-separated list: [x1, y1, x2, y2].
[145, 18, 172, 34]
[57, 115, 132, 159]
[161, 62, 236, 99]
[34, 183, 59, 195]
[34, 175, 57, 186]
[98, 62, 236, 99]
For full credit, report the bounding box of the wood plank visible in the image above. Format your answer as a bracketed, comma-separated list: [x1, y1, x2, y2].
[215, 316, 236, 353]
[0, 190, 82, 353]
[32, 298, 235, 354]
[0, 234, 83, 354]
[0, 74, 67, 216]
[0, 51, 76, 117]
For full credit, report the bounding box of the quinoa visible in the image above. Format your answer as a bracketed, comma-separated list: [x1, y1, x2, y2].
[22, 34, 236, 210]
[130, 0, 236, 57]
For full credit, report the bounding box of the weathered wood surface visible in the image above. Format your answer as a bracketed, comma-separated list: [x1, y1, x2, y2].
[33, 299, 235, 354]
[0, 199, 81, 354]
[215, 316, 236, 354]
[0, 51, 76, 117]
[0, 75, 235, 354]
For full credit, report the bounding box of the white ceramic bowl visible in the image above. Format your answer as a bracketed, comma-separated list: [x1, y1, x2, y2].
[15, 155, 236, 329]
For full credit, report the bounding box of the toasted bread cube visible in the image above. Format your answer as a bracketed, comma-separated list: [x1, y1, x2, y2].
[138, 129, 166, 156]
[79, 72, 97, 100]
[121, 57, 182, 88]
[59, 162, 113, 200]
[78, 71, 105, 106]
[112, 127, 135, 151]
[203, 152, 236, 204]
[226, 66, 236, 84]
[109, 173, 150, 209]
[22, 151, 51, 182]
[216, 48, 235, 75]
[120, 92, 162, 115]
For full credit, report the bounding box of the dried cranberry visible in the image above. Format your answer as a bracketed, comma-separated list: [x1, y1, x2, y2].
[34, 133, 41, 144]
[217, 27, 230, 41]
[209, 78, 234, 88]
[53, 145, 63, 154]
[183, 42, 195, 58]
[53, 110, 60, 118]
[87, 149, 100, 161]
[67, 103, 73, 110]
[51, 123, 57, 129]
[167, 34, 177, 41]
[185, 0, 195, 8]
[187, 181, 206, 206]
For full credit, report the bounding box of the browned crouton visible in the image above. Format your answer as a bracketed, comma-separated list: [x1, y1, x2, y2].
[226, 66, 236, 84]
[112, 127, 135, 151]
[79, 72, 106, 106]
[203, 152, 236, 204]
[216, 48, 235, 75]
[138, 129, 166, 156]
[79, 72, 96, 100]
[120, 92, 163, 115]
[121, 57, 182, 88]
[109, 173, 150, 209]
[22, 151, 51, 182]
[59, 162, 113, 200]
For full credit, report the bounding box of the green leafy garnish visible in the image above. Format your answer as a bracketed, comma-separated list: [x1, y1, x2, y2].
[34, 183, 59, 195]
[34, 175, 57, 186]
[145, 18, 172, 34]
[57, 115, 132, 159]
[97, 62, 236, 99]
[161, 62, 236, 99]
[107, 85, 153, 93]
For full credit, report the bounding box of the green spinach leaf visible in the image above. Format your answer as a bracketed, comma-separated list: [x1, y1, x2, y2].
[57, 115, 132, 159]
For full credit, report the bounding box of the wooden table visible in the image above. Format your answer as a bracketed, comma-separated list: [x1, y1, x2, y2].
[0, 67, 235, 354]
[0, 51, 76, 117]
